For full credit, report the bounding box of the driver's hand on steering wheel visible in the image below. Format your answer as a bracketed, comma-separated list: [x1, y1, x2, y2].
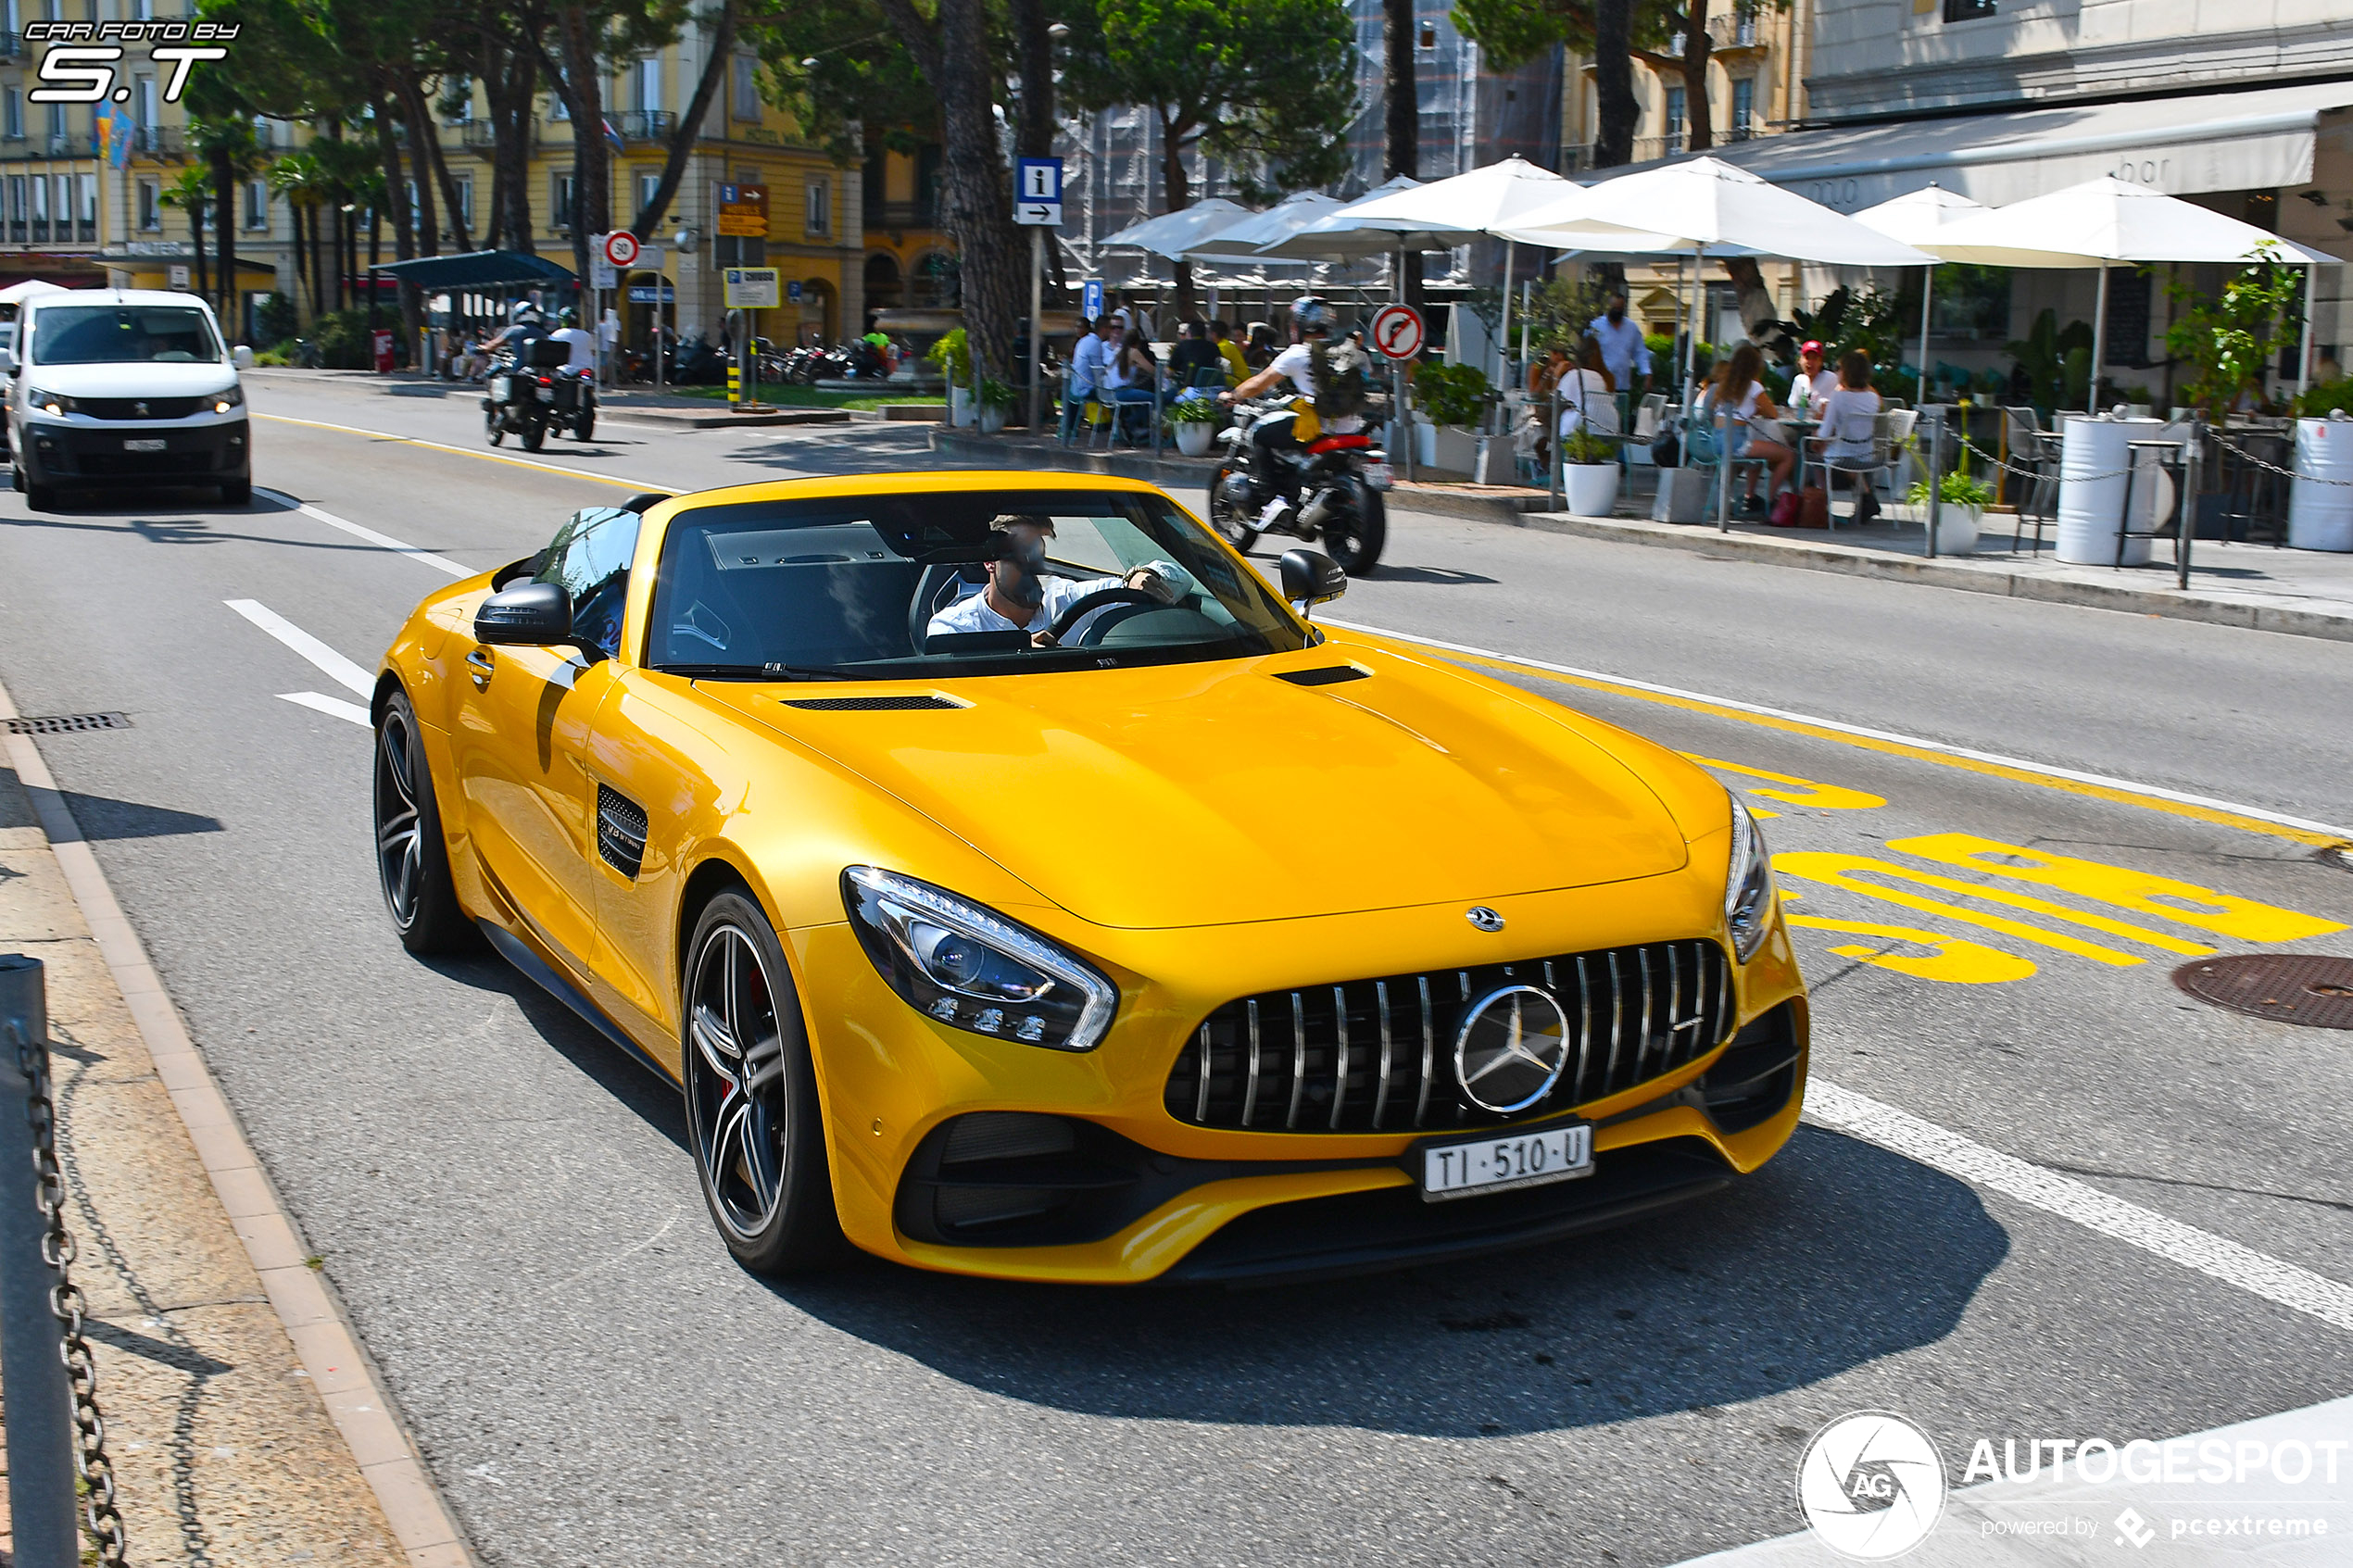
[1124, 567, 1178, 605]
[1216, 390, 1236, 405]
[1029, 629, 1058, 648]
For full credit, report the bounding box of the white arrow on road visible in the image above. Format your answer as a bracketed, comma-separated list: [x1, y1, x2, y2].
[225, 599, 374, 726]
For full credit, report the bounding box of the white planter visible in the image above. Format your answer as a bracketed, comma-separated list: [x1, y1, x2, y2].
[1429, 424, 1479, 476]
[1932, 502, 1982, 554]
[949, 387, 975, 428]
[1172, 421, 1216, 457]
[2288, 417, 2353, 550]
[1412, 420, 1436, 469]
[1564, 463, 1620, 517]
[977, 403, 1007, 435]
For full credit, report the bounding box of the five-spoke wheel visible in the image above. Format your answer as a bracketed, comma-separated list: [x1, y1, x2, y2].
[371, 690, 472, 953]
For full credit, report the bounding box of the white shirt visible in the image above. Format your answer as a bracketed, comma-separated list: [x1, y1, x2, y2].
[1818, 387, 1881, 461]
[1587, 315, 1652, 384]
[1786, 367, 1839, 414]
[1266, 342, 1363, 433]
[925, 562, 1194, 640]
[1555, 367, 1620, 438]
[551, 327, 596, 370]
[1068, 332, 1116, 396]
[598, 310, 619, 347]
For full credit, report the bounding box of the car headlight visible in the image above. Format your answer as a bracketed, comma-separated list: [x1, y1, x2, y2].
[25, 387, 72, 416]
[1724, 798, 1776, 963]
[211, 383, 244, 413]
[842, 866, 1117, 1051]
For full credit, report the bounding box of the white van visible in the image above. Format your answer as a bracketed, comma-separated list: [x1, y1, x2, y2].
[6, 289, 249, 509]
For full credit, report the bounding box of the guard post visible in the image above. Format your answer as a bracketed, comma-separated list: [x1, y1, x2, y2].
[1, 953, 77, 1568]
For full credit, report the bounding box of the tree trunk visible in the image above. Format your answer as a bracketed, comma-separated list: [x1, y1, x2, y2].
[484, 41, 536, 253]
[1592, 0, 1636, 168]
[1159, 111, 1195, 323]
[287, 198, 307, 316]
[1680, 19, 1713, 153]
[310, 199, 329, 317]
[1008, 0, 1066, 303]
[1381, 0, 1423, 310]
[630, 0, 735, 236]
[212, 144, 238, 333]
[551, 6, 611, 313]
[878, 0, 1026, 378]
[395, 72, 458, 253]
[190, 195, 208, 301]
[378, 107, 423, 359]
[1723, 256, 1789, 358]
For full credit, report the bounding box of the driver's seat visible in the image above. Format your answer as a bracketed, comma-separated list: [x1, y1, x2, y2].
[907, 562, 988, 650]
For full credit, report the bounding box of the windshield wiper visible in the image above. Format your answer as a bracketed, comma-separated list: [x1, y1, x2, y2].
[656, 661, 860, 682]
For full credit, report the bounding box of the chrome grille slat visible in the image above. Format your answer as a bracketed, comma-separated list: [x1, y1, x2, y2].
[1170, 937, 1735, 1133]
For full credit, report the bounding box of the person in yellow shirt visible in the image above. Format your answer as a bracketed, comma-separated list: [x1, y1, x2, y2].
[1210, 319, 1249, 387]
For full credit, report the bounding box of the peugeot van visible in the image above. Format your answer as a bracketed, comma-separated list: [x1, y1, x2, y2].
[6, 289, 249, 509]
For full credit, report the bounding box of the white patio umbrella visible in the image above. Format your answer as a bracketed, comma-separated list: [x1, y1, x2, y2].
[1099, 198, 1255, 259]
[1498, 157, 1932, 408]
[1180, 191, 1341, 263]
[1853, 185, 1990, 402]
[1254, 176, 1457, 264]
[1921, 177, 2337, 408]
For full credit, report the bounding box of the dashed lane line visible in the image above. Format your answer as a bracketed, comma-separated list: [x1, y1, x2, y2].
[257, 488, 472, 578]
[278, 690, 371, 726]
[1335, 620, 2353, 847]
[224, 598, 374, 697]
[254, 410, 673, 491]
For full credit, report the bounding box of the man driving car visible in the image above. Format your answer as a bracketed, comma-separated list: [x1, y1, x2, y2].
[925, 519, 1193, 647]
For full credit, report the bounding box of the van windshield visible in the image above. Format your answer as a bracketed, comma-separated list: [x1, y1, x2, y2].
[32, 306, 220, 365]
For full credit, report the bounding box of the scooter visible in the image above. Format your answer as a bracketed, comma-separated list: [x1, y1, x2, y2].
[1205, 396, 1393, 575]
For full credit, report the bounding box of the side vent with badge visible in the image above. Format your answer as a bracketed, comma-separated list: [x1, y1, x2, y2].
[596, 784, 648, 880]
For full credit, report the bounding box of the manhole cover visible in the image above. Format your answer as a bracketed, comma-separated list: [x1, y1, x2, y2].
[2172, 955, 2353, 1030]
[3, 712, 131, 735]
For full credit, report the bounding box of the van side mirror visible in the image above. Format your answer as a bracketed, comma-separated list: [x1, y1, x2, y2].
[1278, 548, 1347, 612]
[473, 580, 573, 646]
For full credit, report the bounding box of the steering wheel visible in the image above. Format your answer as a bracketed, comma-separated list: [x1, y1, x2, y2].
[1041, 585, 1160, 645]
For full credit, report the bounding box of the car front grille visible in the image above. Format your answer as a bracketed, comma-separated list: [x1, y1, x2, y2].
[1164, 938, 1732, 1134]
[71, 450, 218, 476]
[78, 396, 204, 420]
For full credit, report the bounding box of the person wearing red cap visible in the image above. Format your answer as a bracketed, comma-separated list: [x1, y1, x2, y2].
[1787, 340, 1839, 417]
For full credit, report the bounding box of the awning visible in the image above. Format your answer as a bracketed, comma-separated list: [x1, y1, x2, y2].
[369, 249, 577, 289]
[1631, 80, 2353, 214]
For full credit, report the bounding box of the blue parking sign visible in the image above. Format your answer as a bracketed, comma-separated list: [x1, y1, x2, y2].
[1081, 278, 1104, 321]
[787, 280, 803, 303]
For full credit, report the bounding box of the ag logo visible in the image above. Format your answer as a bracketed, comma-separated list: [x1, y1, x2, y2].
[1795, 1411, 1946, 1560]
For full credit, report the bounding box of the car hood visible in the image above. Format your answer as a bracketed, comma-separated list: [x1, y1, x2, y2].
[706, 642, 1691, 930]
[17, 362, 236, 398]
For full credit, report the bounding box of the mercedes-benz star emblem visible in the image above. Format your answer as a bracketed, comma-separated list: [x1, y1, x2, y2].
[1466, 906, 1505, 933]
[1453, 985, 1572, 1113]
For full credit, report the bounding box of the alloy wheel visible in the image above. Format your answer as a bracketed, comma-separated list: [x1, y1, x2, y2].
[685, 922, 790, 1241]
[372, 706, 423, 930]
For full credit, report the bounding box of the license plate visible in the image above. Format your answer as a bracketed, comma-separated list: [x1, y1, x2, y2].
[123, 438, 166, 452]
[1360, 460, 1394, 490]
[1419, 1123, 1593, 1202]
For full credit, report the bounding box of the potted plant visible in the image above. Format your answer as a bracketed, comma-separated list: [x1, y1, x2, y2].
[926, 329, 975, 427]
[1559, 427, 1620, 516]
[1906, 468, 1995, 553]
[1164, 387, 1222, 456]
[975, 376, 1014, 434]
[1412, 361, 1491, 475]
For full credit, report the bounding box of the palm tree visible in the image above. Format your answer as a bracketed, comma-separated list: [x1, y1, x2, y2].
[157, 166, 212, 299]
[269, 152, 325, 319]
[189, 118, 263, 331]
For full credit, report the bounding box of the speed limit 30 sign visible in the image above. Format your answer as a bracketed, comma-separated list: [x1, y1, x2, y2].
[603, 230, 642, 269]
[1369, 304, 1425, 361]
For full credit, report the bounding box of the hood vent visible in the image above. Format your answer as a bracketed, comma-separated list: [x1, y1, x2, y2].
[1273, 665, 1369, 688]
[596, 784, 648, 880]
[782, 694, 965, 711]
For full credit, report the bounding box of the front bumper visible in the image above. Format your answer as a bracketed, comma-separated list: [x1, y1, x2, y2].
[17, 415, 249, 487]
[790, 881, 1809, 1286]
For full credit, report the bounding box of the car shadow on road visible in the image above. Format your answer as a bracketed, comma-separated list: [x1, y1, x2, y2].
[757, 1123, 2007, 1438]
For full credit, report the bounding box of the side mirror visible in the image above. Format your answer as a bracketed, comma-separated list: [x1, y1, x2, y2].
[1278, 548, 1347, 613]
[473, 580, 573, 646]
[233, 345, 256, 370]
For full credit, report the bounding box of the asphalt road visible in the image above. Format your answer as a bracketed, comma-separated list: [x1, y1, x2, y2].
[1, 370, 2347, 1567]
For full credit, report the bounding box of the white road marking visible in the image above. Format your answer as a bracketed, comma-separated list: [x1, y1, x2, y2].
[254, 410, 676, 491]
[1808, 1079, 2353, 1334]
[224, 599, 374, 697]
[256, 488, 472, 578]
[1335, 620, 2353, 841]
[277, 691, 371, 726]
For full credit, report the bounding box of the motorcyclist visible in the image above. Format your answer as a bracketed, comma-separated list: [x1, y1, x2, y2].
[549, 307, 597, 373]
[1219, 295, 1367, 527]
[482, 301, 551, 362]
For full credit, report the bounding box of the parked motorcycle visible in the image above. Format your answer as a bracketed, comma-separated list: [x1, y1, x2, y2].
[482, 338, 576, 451]
[1206, 396, 1392, 575]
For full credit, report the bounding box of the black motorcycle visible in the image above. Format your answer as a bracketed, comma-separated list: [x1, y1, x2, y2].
[483, 337, 576, 451]
[1206, 397, 1392, 575]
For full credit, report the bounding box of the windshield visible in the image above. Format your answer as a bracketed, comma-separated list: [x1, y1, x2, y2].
[646, 488, 1310, 678]
[31, 306, 221, 365]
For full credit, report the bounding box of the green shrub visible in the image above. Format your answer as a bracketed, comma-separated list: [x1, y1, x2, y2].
[2294, 379, 2353, 417]
[253, 291, 297, 346]
[925, 327, 971, 385]
[1559, 427, 1617, 465]
[1906, 470, 1995, 510]
[303, 307, 408, 370]
[1413, 360, 1491, 427]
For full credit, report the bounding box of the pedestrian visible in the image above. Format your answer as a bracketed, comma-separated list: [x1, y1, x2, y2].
[1168, 320, 1223, 385]
[1108, 327, 1161, 441]
[1528, 344, 1569, 399]
[1699, 342, 1793, 515]
[1815, 350, 1883, 524]
[1785, 340, 1839, 416]
[1062, 316, 1119, 440]
[1210, 320, 1249, 386]
[598, 306, 620, 379]
[1586, 293, 1652, 401]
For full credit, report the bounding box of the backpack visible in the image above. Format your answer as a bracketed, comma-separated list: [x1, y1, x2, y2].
[1310, 337, 1371, 421]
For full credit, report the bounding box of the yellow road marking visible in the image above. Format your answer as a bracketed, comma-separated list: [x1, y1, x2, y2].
[1782, 912, 2039, 985]
[1888, 834, 2347, 944]
[1338, 625, 2350, 848]
[256, 411, 662, 491]
[1685, 755, 1886, 812]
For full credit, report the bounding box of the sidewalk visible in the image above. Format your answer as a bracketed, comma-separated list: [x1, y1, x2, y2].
[929, 427, 2353, 643]
[1, 692, 465, 1563]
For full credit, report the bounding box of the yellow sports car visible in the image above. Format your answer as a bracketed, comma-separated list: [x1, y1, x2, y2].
[371, 472, 1806, 1284]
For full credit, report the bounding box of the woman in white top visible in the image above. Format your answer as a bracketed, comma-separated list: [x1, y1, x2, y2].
[1814, 350, 1884, 523]
[1555, 335, 1621, 440]
[1698, 342, 1793, 515]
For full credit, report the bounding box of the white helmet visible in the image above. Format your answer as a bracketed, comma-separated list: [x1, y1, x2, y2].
[510, 301, 544, 326]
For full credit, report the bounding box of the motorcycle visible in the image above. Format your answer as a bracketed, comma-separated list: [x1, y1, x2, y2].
[482, 337, 576, 451]
[1206, 396, 1393, 576]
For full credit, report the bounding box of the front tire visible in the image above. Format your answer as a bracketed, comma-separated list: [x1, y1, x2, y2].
[683, 890, 840, 1274]
[372, 689, 474, 954]
[519, 417, 546, 452]
[25, 481, 56, 511]
[484, 407, 506, 447]
[220, 477, 251, 506]
[1207, 462, 1260, 554]
[1322, 476, 1386, 576]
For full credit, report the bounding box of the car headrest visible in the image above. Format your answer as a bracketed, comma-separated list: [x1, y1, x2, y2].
[907, 560, 988, 652]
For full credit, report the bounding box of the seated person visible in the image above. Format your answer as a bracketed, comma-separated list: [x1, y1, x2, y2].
[926, 519, 1194, 647]
[1168, 320, 1224, 383]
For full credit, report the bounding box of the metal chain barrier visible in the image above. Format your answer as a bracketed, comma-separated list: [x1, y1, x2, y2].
[2208, 427, 2353, 485]
[14, 1018, 132, 1568]
[1952, 433, 2138, 483]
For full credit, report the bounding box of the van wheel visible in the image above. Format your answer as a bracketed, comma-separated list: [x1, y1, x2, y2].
[220, 478, 251, 506]
[26, 482, 56, 510]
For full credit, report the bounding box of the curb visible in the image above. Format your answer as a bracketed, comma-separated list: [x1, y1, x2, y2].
[616, 405, 851, 431]
[0, 677, 478, 1568]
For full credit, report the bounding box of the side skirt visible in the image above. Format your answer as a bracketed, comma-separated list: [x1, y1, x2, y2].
[475, 918, 678, 1086]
